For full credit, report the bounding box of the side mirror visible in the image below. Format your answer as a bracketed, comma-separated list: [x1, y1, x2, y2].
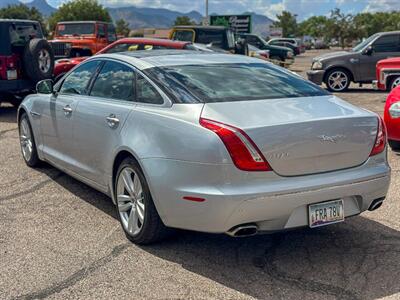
[36, 79, 54, 94]
[363, 45, 373, 55]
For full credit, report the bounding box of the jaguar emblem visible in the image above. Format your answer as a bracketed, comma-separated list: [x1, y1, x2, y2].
[318, 134, 346, 143]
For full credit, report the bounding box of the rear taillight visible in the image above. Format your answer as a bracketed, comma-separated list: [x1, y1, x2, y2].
[370, 116, 387, 156]
[200, 118, 272, 171]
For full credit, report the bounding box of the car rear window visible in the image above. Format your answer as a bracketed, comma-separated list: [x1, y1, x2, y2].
[145, 63, 329, 103]
[9, 23, 43, 47]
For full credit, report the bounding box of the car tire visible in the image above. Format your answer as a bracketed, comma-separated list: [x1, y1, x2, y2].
[388, 76, 400, 91]
[325, 68, 351, 92]
[389, 140, 400, 151]
[23, 38, 55, 82]
[19, 112, 41, 167]
[114, 157, 170, 244]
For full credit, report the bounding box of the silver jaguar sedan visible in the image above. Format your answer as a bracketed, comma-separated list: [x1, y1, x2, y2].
[18, 51, 391, 244]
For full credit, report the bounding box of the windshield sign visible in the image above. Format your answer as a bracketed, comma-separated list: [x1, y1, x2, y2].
[57, 23, 95, 36]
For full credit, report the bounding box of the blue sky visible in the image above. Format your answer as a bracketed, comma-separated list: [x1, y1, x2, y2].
[28, 0, 400, 20]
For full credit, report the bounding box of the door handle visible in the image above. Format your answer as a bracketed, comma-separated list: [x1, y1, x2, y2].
[63, 105, 73, 115]
[106, 114, 120, 128]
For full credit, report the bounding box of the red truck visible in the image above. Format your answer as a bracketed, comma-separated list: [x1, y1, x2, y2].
[373, 57, 400, 91]
[49, 21, 117, 58]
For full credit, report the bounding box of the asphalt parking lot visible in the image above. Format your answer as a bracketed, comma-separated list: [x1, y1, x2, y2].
[1, 49, 399, 300]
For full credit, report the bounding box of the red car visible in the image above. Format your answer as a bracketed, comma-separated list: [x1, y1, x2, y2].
[384, 86, 400, 150]
[373, 57, 400, 91]
[53, 38, 193, 82]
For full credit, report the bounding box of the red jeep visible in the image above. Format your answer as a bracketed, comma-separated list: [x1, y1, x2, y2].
[0, 19, 54, 107]
[53, 38, 193, 82]
[49, 21, 117, 58]
[374, 57, 400, 91]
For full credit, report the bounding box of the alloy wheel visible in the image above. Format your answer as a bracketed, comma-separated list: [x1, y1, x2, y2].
[327, 71, 348, 92]
[38, 49, 51, 73]
[391, 77, 400, 90]
[116, 167, 145, 236]
[19, 118, 33, 162]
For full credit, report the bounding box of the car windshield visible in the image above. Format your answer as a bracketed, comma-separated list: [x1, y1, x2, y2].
[352, 33, 379, 52]
[57, 23, 95, 36]
[146, 63, 329, 103]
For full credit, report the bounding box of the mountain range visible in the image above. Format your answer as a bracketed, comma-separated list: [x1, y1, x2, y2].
[0, 0, 274, 36]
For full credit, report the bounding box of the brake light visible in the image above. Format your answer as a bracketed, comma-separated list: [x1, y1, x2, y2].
[370, 116, 387, 156]
[200, 118, 272, 171]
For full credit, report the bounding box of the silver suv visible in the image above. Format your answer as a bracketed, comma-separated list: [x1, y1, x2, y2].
[307, 31, 400, 92]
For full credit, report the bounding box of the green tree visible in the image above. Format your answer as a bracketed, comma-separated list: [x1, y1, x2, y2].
[115, 19, 130, 37]
[173, 16, 195, 26]
[298, 16, 329, 39]
[328, 8, 355, 48]
[0, 4, 47, 35]
[273, 11, 298, 37]
[49, 0, 111, 32]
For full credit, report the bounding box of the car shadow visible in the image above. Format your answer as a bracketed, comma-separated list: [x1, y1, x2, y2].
[0, 104, 18, 123]
[36, 164, 400, 300]
[334, 88, 388, 94]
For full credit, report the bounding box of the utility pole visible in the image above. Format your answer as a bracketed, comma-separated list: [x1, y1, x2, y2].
[204, 0, 209, 26]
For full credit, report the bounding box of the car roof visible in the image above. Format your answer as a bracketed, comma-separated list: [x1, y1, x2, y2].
[173, 25, 227, 30]
[57, 21, 111, 25]
[0, 19, 39, 24]
[114, 38, 190, 47]
[93, 50, 260, 70]
[377, 31, 400, 35]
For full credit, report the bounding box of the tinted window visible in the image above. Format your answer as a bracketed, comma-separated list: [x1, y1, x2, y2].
[148, 63, 329, 103]
[373, 35, 400, 52]
[9, 23, 42, 47]
[173, 30, 194, 42]
[107, 25, 117, 42]
[245, 35, 262, 47]
[60, 61, 100, 95]
[136, 74, 163, 104]
[196, 30, 224, 47]
[57, 23, 95, 36]
[97, 24, 105, 38]
[90, 61, 135, 101]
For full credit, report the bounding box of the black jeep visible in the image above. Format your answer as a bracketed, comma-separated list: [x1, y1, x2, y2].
[0, 19, 55, 107]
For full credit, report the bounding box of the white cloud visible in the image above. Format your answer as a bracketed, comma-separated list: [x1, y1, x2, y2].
[364, 0, 400, 12]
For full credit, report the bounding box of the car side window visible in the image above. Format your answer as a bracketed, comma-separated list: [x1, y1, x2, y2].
[59, 61, 101, 95]
[373, 35, 400, 53]
[90, 61, 135, 101]
[136, 74, 163, 105]
[173, 30, 194, 42]
[107, 25, 117, 42]
[97, 24, 106, 38]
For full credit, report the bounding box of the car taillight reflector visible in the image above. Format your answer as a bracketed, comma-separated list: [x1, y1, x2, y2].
[370, 116, 387, 156]
[200, 118, 272, 171]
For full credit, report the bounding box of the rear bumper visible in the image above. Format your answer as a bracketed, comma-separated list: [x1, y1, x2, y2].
[0, 79, 35, 94]
[141, 155, 391, 234]
[372, 80, 379, 90]
[307, 70, 325, 85]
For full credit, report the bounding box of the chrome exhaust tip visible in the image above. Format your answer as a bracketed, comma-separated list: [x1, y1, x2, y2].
[368, 197, 385, 211]
[226, 224, 258, 237]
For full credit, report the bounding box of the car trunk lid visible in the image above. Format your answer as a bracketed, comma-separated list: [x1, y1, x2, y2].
[201, 95, 378, 176]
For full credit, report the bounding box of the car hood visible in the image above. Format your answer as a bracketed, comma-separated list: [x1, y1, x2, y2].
[313, 51, 355, 62]
[377, 57, 400, 66]
[264, 44, 292, 52]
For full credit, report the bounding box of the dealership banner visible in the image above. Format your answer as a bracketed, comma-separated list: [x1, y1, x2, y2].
[210, 15, 252, 33]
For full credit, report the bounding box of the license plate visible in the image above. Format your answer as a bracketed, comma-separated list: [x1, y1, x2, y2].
[7, 70, 17, 80]
[309, 199, 344, 228]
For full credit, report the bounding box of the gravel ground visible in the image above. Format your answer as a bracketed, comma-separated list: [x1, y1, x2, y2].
[0, 49, 399, 300]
